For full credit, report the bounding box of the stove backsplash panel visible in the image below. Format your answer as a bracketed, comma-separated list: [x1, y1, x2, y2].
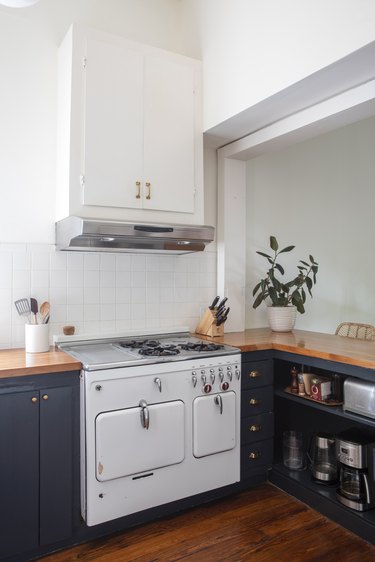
[0, 244, 217, 348]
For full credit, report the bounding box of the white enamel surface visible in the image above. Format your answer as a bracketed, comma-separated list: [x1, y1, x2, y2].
[193, 391, 236, 457]
[81, 354, 241, 526]
[95, 400, 185, 481]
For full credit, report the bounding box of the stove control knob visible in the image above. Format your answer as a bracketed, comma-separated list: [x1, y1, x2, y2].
[227, 370, 233, 382]
[210, 373, 215, 385]
[221, 381, 229, 391]
[203, 383, 212, 394]
[201, 374, 206, 384]
[219, 372, 224, 383]
[192, 375, 197, 388]
[235, 369, 241, 380]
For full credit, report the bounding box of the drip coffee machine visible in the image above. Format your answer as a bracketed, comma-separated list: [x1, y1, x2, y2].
[308, 433, 337, 484]
[336, 428, 375, 511]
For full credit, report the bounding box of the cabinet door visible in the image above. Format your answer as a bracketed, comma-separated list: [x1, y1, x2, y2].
[39, 386, 74, 546]
[83, 37, 143, 209]
[193, 392, 236, 458]
[143, 55, 195, 213]
[0, 391, 39, 558]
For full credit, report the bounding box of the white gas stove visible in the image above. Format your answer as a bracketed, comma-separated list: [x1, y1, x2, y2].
[58, 328, 241, 526]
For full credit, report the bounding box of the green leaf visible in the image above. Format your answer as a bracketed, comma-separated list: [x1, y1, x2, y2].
[268, 286, 278, 305]
[270, 236, 278, 252]
[274, 263, 285, 275]
[253, 292, 265, 309]
[300, 260, 309, 267]
[301, 287, 306, 303]
[252, 282, 261, 297]
[306, 276, 313, 296]
[278, 245, 295, 254]
[256, 251, 272, 260]
[309, 255, 315, 263]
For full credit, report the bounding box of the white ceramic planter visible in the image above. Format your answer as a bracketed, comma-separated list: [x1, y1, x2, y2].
[267, 306, 297, 332]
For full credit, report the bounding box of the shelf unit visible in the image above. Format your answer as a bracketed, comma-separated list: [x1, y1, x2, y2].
[270, 356, 375, 545]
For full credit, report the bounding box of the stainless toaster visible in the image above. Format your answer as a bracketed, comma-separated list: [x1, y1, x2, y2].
[343, 377, 375, 419]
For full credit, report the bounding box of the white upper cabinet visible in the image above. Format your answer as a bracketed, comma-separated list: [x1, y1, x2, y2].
[56, 25, 203, 225]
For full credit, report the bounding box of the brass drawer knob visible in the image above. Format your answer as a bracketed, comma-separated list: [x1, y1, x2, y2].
[249, 451, 261, 460]
[249, 398, 260, 405]
[250, 424, 261, 432]
[249, 370, 260, 378]
[31, 396, 38, 403]
[42, 394, 49, 401]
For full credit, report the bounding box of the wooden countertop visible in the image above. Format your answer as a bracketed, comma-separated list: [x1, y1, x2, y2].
[0, 347, 81, 379]
[200, 328, 375, 371]
[2, 328, 375, 379]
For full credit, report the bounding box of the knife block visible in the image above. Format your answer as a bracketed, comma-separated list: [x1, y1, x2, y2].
[195, 308, 224, 337]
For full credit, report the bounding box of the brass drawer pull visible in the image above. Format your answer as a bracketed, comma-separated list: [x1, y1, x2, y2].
[249, 370, 261, 378]
[249, 398, 260, 405]
[249, 424, 262, 432]
[146, 182, 151, 199]
[249, 451, 261, 460]
[135, 181, 141, 199]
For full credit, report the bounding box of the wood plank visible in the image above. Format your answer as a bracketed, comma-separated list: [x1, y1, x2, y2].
[41, 484, 375, 562]
[0, 347, 81, 378]
[200, 328, 375, 371]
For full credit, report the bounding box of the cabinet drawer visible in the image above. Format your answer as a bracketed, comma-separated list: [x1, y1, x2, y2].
[241, 386, 274, 416]
[241, 360, 273, 389]
[241, 438, 273, 477]
[241, 412, 274, 445]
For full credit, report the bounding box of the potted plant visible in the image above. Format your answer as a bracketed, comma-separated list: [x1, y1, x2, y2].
[252, 236, 319, 332]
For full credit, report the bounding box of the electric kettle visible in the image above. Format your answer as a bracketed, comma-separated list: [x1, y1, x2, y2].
[308, 432, 338, 483]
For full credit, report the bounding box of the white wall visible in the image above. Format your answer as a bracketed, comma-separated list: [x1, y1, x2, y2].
[182, 0, 375, 131]
[245, 115, 375, 333]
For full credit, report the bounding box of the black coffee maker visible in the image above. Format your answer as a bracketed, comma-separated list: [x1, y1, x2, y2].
[336, 428, 375, 511]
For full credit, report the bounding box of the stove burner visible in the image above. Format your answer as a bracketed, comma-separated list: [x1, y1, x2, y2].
[139, 345, 181, 357]
[178, 342, 224, 352]
[119, 339, 161, 349]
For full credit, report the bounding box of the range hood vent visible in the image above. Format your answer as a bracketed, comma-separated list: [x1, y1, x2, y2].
[55, 217, 214, 254]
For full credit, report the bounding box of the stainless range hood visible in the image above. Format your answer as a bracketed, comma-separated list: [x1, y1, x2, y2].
[55, 217, 214, 254]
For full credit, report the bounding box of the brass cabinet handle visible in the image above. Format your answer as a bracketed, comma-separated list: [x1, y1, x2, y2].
[42, 394, 49, 401]
[145, 182, 151, 199]
[249, 398, 260, 405]
[249, 451, 261, 460]
[135, 181, 141, 199]
[249, 370, 260, 378]
[249, 424, 262, 432]
[31, 396, 38, 403]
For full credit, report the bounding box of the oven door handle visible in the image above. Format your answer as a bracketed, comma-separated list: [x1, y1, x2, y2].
[214, 394, 223, 415]
[139, 399, 150, 430]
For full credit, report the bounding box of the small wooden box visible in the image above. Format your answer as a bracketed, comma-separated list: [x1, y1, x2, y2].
[195, 308, 224, 337]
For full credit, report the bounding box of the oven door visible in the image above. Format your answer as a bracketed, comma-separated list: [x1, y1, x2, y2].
[193, 391, 236, 458]
[95, 399, 185, 481]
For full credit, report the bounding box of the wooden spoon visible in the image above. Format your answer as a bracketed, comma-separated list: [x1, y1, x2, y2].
[40, 301, 50, 324]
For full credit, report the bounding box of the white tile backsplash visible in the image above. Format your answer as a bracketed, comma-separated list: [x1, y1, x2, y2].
[0, 245, 217, 347]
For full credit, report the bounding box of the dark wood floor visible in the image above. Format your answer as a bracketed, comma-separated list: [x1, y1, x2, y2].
[41, 484, 375, 562]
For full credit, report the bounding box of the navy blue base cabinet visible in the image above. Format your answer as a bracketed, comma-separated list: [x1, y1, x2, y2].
[0, 371, 80, 561]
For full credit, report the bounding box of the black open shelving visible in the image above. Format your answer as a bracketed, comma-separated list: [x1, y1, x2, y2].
[270, 462, 375, 544]
[274, 387, 375, 429]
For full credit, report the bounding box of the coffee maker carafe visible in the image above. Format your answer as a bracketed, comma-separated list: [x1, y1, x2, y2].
[308, 433, 337, 483]
[336, 428, 375, 511]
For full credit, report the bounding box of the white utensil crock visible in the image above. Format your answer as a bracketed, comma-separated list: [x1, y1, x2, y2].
[25, 324, 49, 353]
